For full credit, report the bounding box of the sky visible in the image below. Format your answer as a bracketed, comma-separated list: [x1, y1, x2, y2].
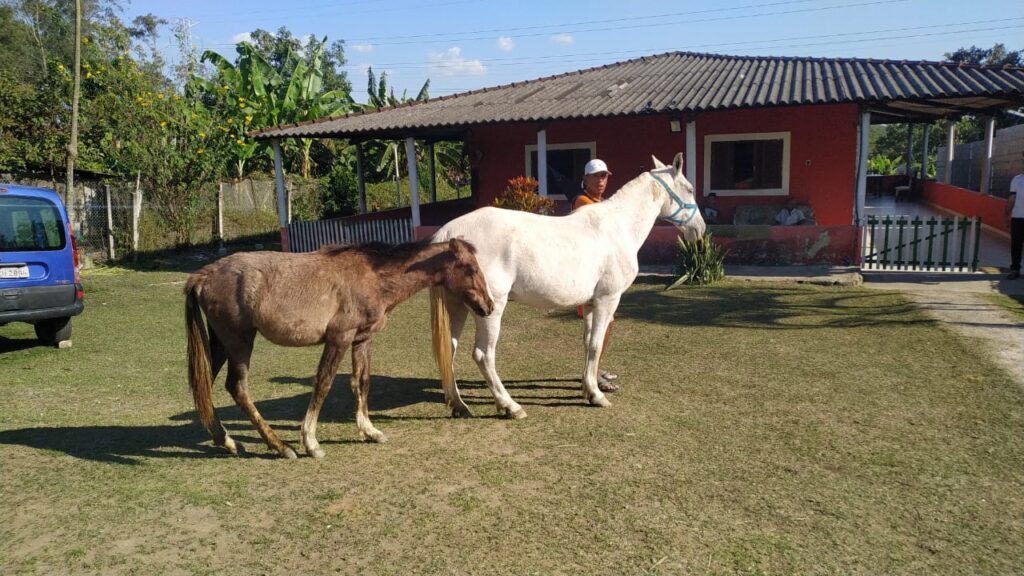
[120, 0, 1024, 103]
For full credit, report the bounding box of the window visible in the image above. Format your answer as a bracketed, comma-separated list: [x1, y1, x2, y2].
[525, 142, 596, 198]
[703, 132, 790, 196]
[0, 196, 65, 251]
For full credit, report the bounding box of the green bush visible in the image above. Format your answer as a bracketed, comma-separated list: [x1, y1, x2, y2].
[667, 232, 726, 289]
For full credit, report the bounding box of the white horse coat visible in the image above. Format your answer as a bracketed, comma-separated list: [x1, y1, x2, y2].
[430, 153, 705, 417]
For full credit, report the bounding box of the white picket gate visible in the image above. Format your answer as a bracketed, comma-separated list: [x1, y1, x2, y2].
[287, 217, 414, 252]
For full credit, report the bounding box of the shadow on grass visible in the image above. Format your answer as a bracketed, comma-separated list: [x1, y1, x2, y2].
[611, 284, 928, 330]
[0, 334, 46, 353]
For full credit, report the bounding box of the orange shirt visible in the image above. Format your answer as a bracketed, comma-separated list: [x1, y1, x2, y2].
[573, 193, 601, 210]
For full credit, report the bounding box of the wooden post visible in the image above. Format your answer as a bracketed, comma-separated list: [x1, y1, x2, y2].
[105, 184, 115, 261]
[356, 141, 367, 213]
[405, 137, 421, 228]
[131, 171, 141, 258]
[216, 181, 224, 251]
[686, 118, 697, 190]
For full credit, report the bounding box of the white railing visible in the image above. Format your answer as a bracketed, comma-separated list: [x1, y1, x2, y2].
[288, 217, 413, 252]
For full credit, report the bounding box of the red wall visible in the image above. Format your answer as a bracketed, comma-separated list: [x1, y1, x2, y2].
[469, 103, 859, 225]
[920, 180, 1010, 234]
[694, 104, 858, 225]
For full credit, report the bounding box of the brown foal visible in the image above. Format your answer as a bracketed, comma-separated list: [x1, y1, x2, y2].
[185, 238, 493, 459]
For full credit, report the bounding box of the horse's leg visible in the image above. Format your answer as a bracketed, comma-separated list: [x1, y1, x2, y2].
[223, 330, 297, 459]
[471, 299, 526, 419]
[208, 320, 227, 381]
[350, 338, 387, 443]
[300, 335, 352, 458]
[443, 290, 472, 418]
[581, 296, 620, 408]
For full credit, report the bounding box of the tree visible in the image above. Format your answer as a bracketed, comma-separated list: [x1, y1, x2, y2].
[944, 43, 1022, 67]
[65, 0, 80, 205]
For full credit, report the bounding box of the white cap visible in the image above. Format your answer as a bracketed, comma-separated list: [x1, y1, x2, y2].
[583, 159, 612, 175]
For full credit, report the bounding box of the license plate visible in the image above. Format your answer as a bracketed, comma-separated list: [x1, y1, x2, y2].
[0, 265, 29, 279]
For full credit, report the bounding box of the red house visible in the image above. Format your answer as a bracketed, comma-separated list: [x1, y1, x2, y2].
[254, 52, 1024, 265]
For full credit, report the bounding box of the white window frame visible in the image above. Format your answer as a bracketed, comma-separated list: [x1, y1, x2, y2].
[703, 132, 791, 197]
[524, 141, 597, 200]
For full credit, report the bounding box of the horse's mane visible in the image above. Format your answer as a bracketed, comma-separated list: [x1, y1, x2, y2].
[318, 238, 478, 261]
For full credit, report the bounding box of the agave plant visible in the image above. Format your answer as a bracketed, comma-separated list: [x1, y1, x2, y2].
[667, 232, 726, 289]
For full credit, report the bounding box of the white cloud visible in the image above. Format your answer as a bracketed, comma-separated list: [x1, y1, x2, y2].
[231, 32, 252, 44]
[352, 43, 374, 53]
[550, 33, 575, 45]
[497, 36, 514, 52]
[428, 47, 487, 77]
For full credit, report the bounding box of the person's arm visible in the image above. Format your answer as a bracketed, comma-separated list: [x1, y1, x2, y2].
[775, 209, 788, 225]
[1007, 192, 1016, 227]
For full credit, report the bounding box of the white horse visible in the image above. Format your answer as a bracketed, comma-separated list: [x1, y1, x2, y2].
[429, 153, 705, 418]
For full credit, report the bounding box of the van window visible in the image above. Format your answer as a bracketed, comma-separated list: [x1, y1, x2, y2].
[0, 195, 66, 251]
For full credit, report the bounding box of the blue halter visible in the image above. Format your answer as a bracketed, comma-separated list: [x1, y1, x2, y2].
[651, 172, 699, 226]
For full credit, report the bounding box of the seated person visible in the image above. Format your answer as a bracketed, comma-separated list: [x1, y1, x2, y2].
[775, 198, 807, 226]
[701, 193, 720, 224]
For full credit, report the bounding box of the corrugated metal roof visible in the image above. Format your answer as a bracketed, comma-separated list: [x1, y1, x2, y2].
[252, 51, 1024, 140]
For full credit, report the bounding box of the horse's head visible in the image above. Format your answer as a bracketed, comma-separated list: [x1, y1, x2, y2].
[651, 153, 706, 242]
[443, 238, 494, 317]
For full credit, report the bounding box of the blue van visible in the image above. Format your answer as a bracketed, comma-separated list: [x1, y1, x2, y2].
[0, 184, 84, 346]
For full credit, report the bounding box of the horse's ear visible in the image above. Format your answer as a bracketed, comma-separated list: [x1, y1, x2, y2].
[448, 237, 475, 258]
[651, 155, 666, 169]
[672, 152, 685, 176]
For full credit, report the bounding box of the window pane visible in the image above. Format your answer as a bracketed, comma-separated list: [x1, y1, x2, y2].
[710, 139, 784, 190]
[0, 196, 66, 251]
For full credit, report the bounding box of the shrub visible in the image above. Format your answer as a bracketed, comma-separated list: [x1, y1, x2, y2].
[667, 232, 726, 289]
[492, 176, 555, 215]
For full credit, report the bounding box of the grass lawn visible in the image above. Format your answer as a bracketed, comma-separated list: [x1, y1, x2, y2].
[1, 263, 1022, 575]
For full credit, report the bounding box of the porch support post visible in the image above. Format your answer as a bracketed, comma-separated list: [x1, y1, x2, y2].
[355, 141, 367, 214]
[904, 125, 914, 188]
[944, 122, 955, 184]
[405, 137, 421, 227]
[537, 127, 548, 196]
[856, 110, 870, 224]
[272, 139, 289, 251]
[428, 140, 437, 203]
[686, 118, 697, 190]
[920, 124, 930, 179]
[980, 116, 995, 195]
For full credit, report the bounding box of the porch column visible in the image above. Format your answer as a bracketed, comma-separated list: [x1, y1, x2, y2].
[856, 110, 870, 224]
[355, 141, 367, 214]
[686, 119, 697, 189]
[980, 116, 996, 195]
[537, 127, 548, 196]
[428, 141, 437, 203]
[405, 137, 421, 227]
[944, 122, 955, 184]
[272, 139, 289, 251]
[904, 125, 914, 187]
[920, 124, 930, 179]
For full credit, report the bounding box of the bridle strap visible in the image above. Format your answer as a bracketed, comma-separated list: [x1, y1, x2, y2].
[651, 172, 699, 226]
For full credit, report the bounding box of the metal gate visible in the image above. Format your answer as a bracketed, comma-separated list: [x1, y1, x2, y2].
[861, 215, 982, 272]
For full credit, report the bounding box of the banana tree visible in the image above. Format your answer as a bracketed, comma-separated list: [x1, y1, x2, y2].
[364, 67, 429, 199]
[282, 39, 352, 177]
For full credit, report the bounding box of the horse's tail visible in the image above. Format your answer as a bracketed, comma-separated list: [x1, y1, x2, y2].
[185, 281, 218, 436]
[430, 285, 456, 408]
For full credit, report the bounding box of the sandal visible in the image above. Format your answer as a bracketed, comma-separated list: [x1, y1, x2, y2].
[599, 370, 619, 381]
[597, 373, 620, 392]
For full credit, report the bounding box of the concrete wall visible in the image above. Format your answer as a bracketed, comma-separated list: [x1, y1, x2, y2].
[936, 123, 1024, 195]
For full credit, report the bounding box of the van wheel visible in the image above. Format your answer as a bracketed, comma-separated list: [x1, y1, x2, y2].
[35, 317, 72, 346]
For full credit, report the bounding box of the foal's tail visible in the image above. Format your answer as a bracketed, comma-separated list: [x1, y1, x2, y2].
[430, 286, 456, 408]
[185, 281, 218, 436]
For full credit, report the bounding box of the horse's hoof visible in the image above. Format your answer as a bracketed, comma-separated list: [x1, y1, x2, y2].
[452, 405, 473, 418]
[281, 446, 299, 459]
[360, 430, 388, 443]
[306, 446, 326, 459]
[589, 395, 612, 408]
[217, 436, 238, 455]
[510, 407, 528, 420]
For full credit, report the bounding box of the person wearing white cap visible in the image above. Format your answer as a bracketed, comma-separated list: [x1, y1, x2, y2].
[572, 158, 620, 392]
